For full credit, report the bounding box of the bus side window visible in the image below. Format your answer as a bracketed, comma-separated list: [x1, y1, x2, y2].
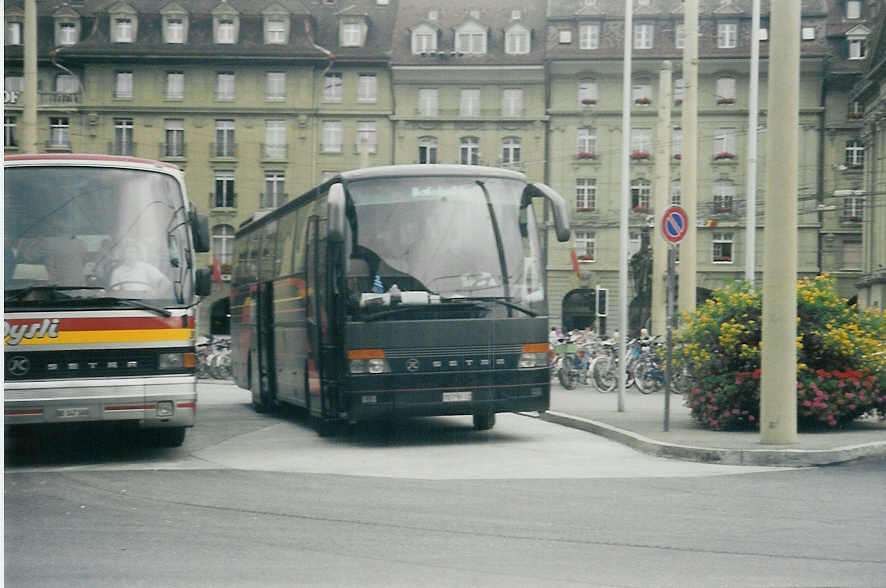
[233, 238, 248, 285]
[261, 221, 278, 279]
[247, 232, 261, 283]
[278, 213, 296, 276]
[292, 211, 307, 276]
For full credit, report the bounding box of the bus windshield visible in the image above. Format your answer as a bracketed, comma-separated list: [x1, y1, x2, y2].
[4, 166, 196, 307]
[344, 175, 545, 316]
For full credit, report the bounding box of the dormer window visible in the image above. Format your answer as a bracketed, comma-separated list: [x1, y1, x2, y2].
[428, 10, 438, 21]
[340, 22, 363, 47]
[55, 20, 79, 46]
[505, 24, 530, 54]
[846, 25, 869, 60]
[411, 24, 437, 54]
[455, 21, 488, 54]
[265, 17, 288, 44]
[166, 18, 185, 42]
[846, 0, 861, 19]
[212, 3, 240, 45]
[511, 10, 521, 20]
[6, 21, 22, 45]
[114, 17, 134, 42]
[217, 18, 235, 43]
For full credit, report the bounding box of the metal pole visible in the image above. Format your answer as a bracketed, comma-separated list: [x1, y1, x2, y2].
[664, 246, 675, 432]
[22, 0, 38, 152]
[652, 61, 672, 337]
[679, 0, 698, 315]
[760, 0, 799, 445]
[617, 0, 633, 412]
[745, 0, 760, 283]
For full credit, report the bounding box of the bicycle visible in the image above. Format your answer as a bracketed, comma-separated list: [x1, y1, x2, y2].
[590, 338, 636, 393]
[553, 339, 581, 389]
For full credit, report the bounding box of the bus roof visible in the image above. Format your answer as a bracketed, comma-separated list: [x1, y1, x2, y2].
[4, 153, 182, 172]
[337, 164, 527, 183]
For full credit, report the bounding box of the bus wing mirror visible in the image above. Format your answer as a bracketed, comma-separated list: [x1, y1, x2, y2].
[190, 209, 210, 252]
[523, 183, 571, 242]
[195, 268, 212, 297]
[327, 183, 346, 243]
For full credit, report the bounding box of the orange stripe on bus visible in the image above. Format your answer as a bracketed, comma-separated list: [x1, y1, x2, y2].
[347, 349, 385, 359]
[522, 343, 550, 353]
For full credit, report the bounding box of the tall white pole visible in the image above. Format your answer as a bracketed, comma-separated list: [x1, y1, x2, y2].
[745, 0, 760, 283]
[652, 61, 672, 337]
[23, 0, 38, 152]
[679, 0, 698, 315]
[617, 0, 633, 412]
[761, 1, 800, 445]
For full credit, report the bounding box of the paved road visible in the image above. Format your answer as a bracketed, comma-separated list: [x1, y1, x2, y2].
[6, 381, 886, 587]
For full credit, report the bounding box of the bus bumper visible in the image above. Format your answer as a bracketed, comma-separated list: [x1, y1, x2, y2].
[4, 375, 197, 429]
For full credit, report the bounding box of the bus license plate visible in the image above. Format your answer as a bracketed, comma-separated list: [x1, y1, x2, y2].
[443, 391, 471, 402]
[56, 407, 90, 418]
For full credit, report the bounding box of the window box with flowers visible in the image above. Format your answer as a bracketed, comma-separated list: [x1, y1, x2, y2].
[576, 207, 594, 212]
[713, 256, 732, 263]
[634, 97, 651, 105]
[577, 151, 597, 160]
[674, 99, 682, 106]
[581, 98, 597, 106]
[716, 97, 735, 105]
[845, 162, 863, 170]
[632, 205, 649, 213]
[673, 153, 681, 160]
[577, 254, 595, 262]
[713, 205, 732, 214]
[848, 111, 863, 119]
[714, 152, 736, 161]
[631, 151, 650, 160]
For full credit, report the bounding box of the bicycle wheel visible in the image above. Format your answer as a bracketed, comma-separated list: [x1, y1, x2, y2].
[634, 361, 660, 395]
[591, 356, 616, 393]
[558, 356, 579, 390]
[669, 365, 691, 395]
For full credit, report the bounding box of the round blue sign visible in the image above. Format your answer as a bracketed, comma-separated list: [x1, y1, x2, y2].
[661, 206, 689, 243]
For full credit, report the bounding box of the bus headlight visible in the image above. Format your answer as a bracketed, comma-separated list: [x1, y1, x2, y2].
[158, 352, 195, 369]
[519, 344, 550, 369]
[347, 349, 389, 374]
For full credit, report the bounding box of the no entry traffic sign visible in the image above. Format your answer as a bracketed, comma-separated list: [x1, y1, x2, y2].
[661, 205, 689, 244]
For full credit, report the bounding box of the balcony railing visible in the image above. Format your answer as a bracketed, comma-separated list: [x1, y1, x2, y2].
[39, 91, 82, 106]
[261, 144, 288, 160]
[160, 142, 186, 158]
[108, 141, 136, 156]
[45, 138, 71, 150]
[211, 142, 237, 158]
[209, 192, 237, 210]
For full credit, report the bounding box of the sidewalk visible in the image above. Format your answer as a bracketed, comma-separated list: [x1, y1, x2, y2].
[539, 384, 886, 467]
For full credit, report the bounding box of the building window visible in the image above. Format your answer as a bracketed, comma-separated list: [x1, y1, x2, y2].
[575, 231, 596, 262]
[216, 18, 235, 43]
[356, 121, 377, 154]
[165, 72, 184, 100]
[714, 128, 736, 158]
[214, 172, 235, 208]
[848, 38, 866, 60]
[501, 88, 523, 116]
[216, 72, 235, 101]
[49, 117, 70, 148]
[632, 79, 652, 105]
[114, 72, 133, 99]
[671, 179, 681, 205]
[630, 231, 642, 257]
[501, 136, 521, 168]
[264, 120, 286, 159]
[215, 120, 235, 157]
[323, 72, 343, 102]
[418, 88, 438, 116]
[212, 225, 235, 270]
[579, 23, 599, 50]
[113, 18, 134, 43]
[114, 118, 134, 156]
[716, 77, 736, 104]
[412, 25, 437, 53]
[759, 28, 768, 41]
[57, 21, 78, 46]
[164, 119, 184, 158]
[842, 241, 862, 270]
[559, 29, 572, 44]
[4, 115, 18, 148]
[802, 27, 816, 41]
[266, 18, 287, 44]
[713, 180, 735, 213]
[418, 136, 438, 164]
[357, 74, 377, 102]
[55, 74, 79, 94]
[341, 23, 362, 47]
[634, 23, 654, 49]
[675, 23, 685, 49]
[577, 127, 597, 156]
[845, 139, 864, 167]
[6, 21, 22, 45]
[456, 26, 487, 54]
[578, 80, 598, 106]
[576, 179, 596, 211]
[673, 77, 684, 104]
[322, 121, 342, 153]
[712, 232, 734, 263]
[165, 17, 185, 43]
[672, 128, 682, 159]
[631, 179, 651, 211]
[6, 75, 24, 96]
[846, 0, 861, 19]
[631, 128, 652, 158]
[460, 88, 481, 116]
[717, 22, 737, 48]
[262, 172, 286, 209]
[505, 25, 530, 54]
[842, 193, 864, 221]
[266, 72, 286, 101]
[460, 136, 479, 165]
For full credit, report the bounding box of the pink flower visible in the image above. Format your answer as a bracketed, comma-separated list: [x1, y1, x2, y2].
[845, 392, 855, 399]
[803, 400, 812, 407]
[748, 415, 755, 422]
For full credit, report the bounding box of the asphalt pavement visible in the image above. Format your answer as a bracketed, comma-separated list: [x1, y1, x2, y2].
[541, 383, 886, 466]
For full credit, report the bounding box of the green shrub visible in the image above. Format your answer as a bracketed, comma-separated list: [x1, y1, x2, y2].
[675, 275, 885, 430]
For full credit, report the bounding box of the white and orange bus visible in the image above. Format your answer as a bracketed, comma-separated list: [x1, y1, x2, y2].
[4, 154, 212, 446]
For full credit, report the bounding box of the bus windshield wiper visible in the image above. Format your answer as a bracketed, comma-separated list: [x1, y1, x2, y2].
[441, 296, 537, 317]
[91, 297, 172, 317]
[5, 285, 104, 302]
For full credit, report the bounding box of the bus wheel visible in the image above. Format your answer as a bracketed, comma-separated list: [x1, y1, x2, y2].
[250, 354, 269, 413]
[472, 412, 496, 431]
[153, 427, 186, 447]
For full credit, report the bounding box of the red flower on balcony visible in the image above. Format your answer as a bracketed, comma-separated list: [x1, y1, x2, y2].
[581, 98, 597, 105]
[673, 153, 682, 160]
[631, 151, 650, 160]
[634, 97, 651, 105]
[576, 207, 594, 212]
[674, 99, 683, 105]
[717, 97, 735, 105]
[713, 205, 732, 214]
[632, 206, 649, 213]
[577, 254, 595, 261]
[577, 151, 597, 160]
[714, 152, 736, 160]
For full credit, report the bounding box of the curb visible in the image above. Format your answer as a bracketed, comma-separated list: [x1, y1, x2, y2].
[537, 410, 886, 467]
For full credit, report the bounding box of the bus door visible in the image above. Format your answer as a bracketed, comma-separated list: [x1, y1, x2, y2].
[256, 280, 277, 404]
[305, 216, 324, 418]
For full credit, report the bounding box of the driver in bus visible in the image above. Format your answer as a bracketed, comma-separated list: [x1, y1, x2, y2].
[108, 239, 173, 297]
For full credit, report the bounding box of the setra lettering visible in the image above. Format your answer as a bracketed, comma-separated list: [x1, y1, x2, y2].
[4, 319, 60, 346]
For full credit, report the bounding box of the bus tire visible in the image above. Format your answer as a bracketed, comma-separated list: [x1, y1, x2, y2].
[250, 353, 270, 413]
[472, 412, 496, 431]
[153, 427, 186, 447]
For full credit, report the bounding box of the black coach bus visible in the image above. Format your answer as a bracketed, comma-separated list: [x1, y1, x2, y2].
[230, 165, 569, 433]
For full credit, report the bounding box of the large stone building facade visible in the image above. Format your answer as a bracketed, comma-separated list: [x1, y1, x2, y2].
[4, 0, 882, 333]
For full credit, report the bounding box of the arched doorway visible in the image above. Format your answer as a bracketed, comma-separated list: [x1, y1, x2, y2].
[562, 289, 605, 335]
[210, 297, 230, 335]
